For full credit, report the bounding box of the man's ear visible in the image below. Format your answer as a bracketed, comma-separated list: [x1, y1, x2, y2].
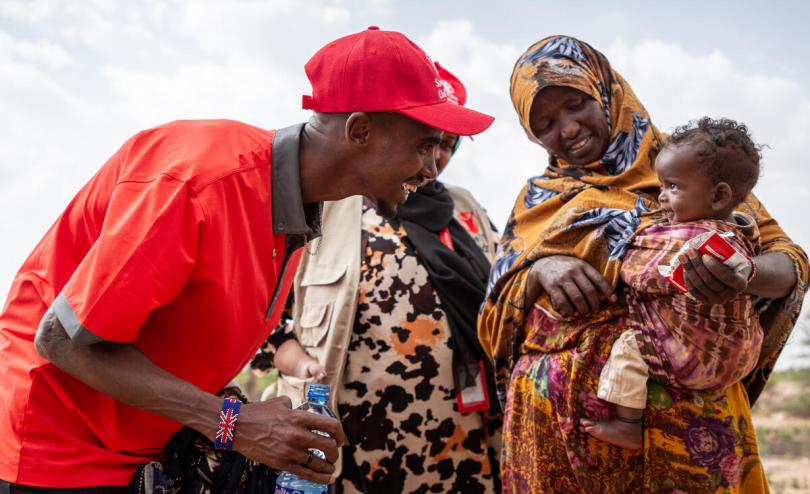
[345, 112, 371, 147]
[712, 182, 734, 212]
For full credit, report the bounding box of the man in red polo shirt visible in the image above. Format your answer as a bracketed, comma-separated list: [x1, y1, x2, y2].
[0, 27, 493, 493]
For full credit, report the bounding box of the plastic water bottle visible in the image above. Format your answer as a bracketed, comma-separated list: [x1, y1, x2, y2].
[274, 384, 335, 494]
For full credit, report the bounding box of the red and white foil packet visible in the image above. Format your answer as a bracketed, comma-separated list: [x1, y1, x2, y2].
[657, 230, 753, 294]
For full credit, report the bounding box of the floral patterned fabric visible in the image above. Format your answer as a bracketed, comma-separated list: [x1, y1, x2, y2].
[480, 35, 809, 493]
[506, 336, 768, 493]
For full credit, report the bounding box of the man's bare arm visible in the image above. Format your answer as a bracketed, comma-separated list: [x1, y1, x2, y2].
[35, 309, 345, 484]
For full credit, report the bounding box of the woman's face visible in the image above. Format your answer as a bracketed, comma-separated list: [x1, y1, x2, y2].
[529, 86, 610, 166]
[434, 132, 459, 176]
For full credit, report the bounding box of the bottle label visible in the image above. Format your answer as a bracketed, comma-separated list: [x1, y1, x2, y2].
[274, 485, 326, 494]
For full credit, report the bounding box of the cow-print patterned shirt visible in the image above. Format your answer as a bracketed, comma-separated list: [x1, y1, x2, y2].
[335, 206, 502, 494]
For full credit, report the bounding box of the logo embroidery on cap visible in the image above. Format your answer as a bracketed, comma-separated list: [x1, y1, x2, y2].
[436, 78, 459, 104]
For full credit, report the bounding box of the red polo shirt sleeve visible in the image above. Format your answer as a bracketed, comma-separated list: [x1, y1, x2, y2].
[55, 175, 203, 343]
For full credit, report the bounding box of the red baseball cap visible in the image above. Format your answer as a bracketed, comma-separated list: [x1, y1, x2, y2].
[302, 27, 494, 136]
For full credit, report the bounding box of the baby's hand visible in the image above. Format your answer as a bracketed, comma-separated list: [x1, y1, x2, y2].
[297, 359, 327, 382]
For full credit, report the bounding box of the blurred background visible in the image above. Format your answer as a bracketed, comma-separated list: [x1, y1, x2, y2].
[1, 1, 809, 490]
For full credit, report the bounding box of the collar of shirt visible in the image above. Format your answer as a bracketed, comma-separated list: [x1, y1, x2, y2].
[271, 123, 323, 242]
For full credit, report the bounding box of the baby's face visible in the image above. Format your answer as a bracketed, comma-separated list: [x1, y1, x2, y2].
[654, 145, 719, 223]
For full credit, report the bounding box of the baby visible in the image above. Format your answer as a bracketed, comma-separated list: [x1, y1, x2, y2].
[581, 117, 763, 449]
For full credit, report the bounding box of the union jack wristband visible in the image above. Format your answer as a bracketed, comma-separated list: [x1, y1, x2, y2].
[214, 398, 242, 450]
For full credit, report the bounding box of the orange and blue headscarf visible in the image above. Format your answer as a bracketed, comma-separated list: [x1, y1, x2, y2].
[479, 35, 666, 387]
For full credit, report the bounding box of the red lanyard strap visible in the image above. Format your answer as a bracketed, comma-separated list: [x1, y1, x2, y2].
[438, 226, 455, 251]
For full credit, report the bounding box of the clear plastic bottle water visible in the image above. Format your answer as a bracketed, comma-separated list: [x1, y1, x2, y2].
[274, 384, 335, 494]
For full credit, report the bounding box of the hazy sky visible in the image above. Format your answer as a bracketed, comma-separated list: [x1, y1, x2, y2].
[1, 0, 808, 368]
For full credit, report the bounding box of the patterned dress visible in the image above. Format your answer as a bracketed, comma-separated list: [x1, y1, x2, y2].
[336, 205, 502, 494]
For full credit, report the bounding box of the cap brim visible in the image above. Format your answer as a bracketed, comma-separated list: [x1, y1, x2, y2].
[396, 101, 494, 136]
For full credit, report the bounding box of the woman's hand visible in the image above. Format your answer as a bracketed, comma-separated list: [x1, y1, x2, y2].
[679, 250, 797, 303]
[526, 255, 616, 317]
[678, 250, 746, 304]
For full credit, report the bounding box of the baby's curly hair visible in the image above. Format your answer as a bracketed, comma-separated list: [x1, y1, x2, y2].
[665, 117, 762, 204]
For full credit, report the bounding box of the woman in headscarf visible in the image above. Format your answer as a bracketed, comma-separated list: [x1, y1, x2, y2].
[479, 35, 808, 493]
